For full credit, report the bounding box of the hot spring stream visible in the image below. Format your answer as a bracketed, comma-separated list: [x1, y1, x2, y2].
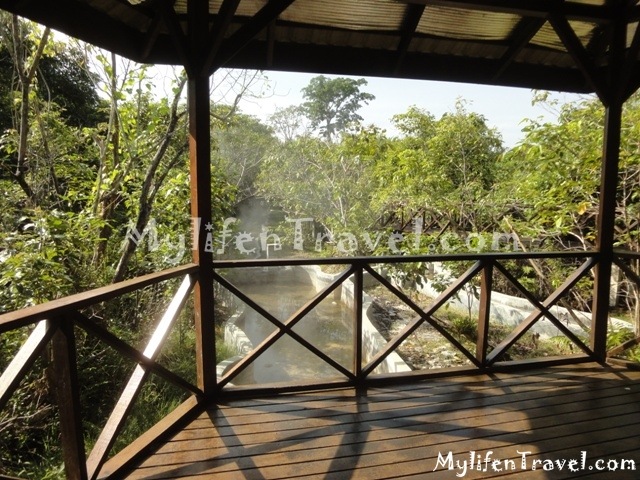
[226, 273, 355, 385]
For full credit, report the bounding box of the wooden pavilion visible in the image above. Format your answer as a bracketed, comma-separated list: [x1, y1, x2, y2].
[1, 1, 640, 478]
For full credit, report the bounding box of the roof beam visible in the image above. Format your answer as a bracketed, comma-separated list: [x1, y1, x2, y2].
[626, 68, 640, 99]
[622, 21, 640, 98]
[628, 5, 640, 22]
[397, 0, 614, 23]
[549, 13, 609, 101]
[211, 0, 297, 74]
[155, 0, 192, 74]
[493, 17, 546, 81]
[394, 4, 427, 75]
[227, 39, 594, 93]
[141, 3, 165, 60]
[266, 17, 277, 68]
[0, 0, 149, 61]
[201, 0, 242, 76]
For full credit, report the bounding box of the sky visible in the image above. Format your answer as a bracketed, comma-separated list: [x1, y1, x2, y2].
[232, 70, 590, 148]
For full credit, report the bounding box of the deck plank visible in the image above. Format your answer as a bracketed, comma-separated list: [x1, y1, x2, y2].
[119, 364, 640, 479]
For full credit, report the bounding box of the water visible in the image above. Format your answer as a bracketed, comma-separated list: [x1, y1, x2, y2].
[226, 271, 355, 385]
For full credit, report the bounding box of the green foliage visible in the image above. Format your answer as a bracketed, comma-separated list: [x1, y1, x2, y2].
[212, 112, 276, 200]
[0, 26, 238, 476]
[0, 15, 104, 134]
[0, 209, 105, 312]
[301, 76, 375, 141]
[257, 126, 388, 255]
[450, 314, 477, 342]
[375, 101, 503, 233]
[500, 97, 603, 249]
[606, 327, 635, 350]
[5, 27, 640, 477]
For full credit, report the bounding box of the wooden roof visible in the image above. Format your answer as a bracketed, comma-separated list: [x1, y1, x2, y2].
[1, 0, 640, 95]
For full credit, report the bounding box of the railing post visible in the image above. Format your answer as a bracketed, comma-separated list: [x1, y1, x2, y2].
[476, 261, 493, 366]
[353, 265, 364, 383]
[50, 317, 87, 480]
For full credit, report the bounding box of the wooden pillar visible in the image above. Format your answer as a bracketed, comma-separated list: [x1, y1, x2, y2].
[591, 11, 626, 360]
[188, 0, 216, 396]
[51, 318, 88, 480]
[591, 102, 622, 359]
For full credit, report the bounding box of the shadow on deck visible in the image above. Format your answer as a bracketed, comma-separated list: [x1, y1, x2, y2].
[102, 364, 640, 479]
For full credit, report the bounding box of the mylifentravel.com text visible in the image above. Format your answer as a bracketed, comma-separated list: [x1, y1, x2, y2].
[433, 450, 636, 477]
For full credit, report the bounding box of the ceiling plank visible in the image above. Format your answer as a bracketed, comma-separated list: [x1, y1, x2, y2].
[549, 14, 609, 101]
[397, 0, 613, 23]
[394, 3, 426, 75]
[493, 17, 546, 81]
[211, 0, 297, 73]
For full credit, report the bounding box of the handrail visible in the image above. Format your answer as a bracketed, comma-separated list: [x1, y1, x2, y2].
[0, 263, 198, 333]
[0, 320, 56, 411]
[612, 248, 640, 258]
[212, 250, 597, 269]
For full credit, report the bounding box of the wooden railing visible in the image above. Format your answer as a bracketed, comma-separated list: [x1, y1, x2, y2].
[6, 250, 638, 478]
[0, 264, 199, 480]
[212, 251, 601, 394]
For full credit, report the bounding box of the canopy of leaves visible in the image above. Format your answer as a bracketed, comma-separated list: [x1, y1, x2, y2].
[375, 102, 503, 232]
[257, 126, 388, 246]
[301, 75, 375, 140]
[213, 110, 276, 200]
[0, 15, 104, 131]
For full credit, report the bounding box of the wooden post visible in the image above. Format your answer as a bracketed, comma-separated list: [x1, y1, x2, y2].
[591, 102, 622, 359]
[51, 317, 87, 480]
[353, 265, 364, 381]
[188, 0, 216, 396]
[591, 11, 625, 361]
[476, 261, 492, 365]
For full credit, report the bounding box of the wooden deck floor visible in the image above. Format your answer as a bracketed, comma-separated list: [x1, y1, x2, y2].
[115, 364, 640, 479]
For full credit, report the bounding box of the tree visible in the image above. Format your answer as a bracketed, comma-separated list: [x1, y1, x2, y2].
[500, 93, 640, 328]
[111, 71, 189, 282]
[0, 14, 104, 130]
[212, 111, 276, 201]
[257, 126, 388, 254]
[374, 102, 503, 235]
[268, 105, 308, 141]
[301, 75, 375, 141]
[0, 14, 51, 200]
[427, 101, 503, 230]
[0, 19, 271, 475]
[500, 96, 603, 251]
